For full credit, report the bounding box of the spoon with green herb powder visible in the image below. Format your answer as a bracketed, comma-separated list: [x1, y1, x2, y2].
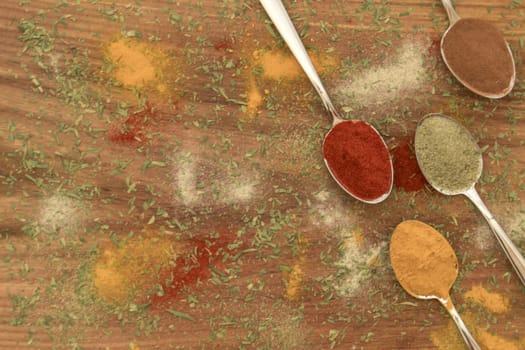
[414, 113, 525, 286]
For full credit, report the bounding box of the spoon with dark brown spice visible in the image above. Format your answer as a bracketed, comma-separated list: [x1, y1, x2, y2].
[440, 0, 515, 98]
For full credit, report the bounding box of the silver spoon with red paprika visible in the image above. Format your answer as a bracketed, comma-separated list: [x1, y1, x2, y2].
[259, 0, 393, 203]
[440, 0, 515, 98]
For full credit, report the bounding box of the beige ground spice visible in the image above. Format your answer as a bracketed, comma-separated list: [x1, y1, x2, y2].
[337, 41, 426, 107]
[334, 228, 383, 297]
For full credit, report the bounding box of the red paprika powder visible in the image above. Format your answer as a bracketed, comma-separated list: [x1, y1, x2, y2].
[108, 102, 158, 144]
[391, 137, 427, 192]
[322, 120, 392, 201]
[150, 238, 221, 307]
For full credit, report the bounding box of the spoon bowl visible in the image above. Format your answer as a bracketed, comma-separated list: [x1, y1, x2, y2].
[414, 113, 525, 287]
[259, 0, 393, 204]
[440, 0, 515, 98]
[390, 220, 481, 350]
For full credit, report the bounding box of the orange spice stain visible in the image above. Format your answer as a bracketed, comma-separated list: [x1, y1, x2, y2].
[245, 75, 263, 119]
[255, 49, 336, 80]
[284, 237, 309, 301]
[464, 284, 510, 314]
[352, 229, 364, 246]
[92, 234, 178, 304]
[478, 331, 525, 350]
[431, 288, 522, 350]
[432, 314, 525, 350]
[430, 310, 478, 350]
[245, 48, 337, 117]
[339, 228, 365, 250]
[103, 36, 175, 96]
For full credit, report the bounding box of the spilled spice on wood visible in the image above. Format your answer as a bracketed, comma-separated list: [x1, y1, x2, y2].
[391, 137, 427, 192]
[107, 102, 159, 143]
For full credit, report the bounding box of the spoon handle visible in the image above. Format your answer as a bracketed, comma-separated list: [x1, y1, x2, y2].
[441, 0, 461, 25]
[258, 0, 341, 122]
[464, 187, 525, 287]
[441, 298, 481, 350]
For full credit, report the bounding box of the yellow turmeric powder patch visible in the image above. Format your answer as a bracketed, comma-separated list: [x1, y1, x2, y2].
[430, 310, 476, 350]
[93, 235, 178, 303]
[245, 48, 337, 117]
[104, 37, 173, 94]
[284, 237, 309, 301]
[431, 311, 525, 350]
[246, 75, 263, 118]
[255, 49, 336, 80]
[464, 284, 509, 314]
[478, 331, 524, 350]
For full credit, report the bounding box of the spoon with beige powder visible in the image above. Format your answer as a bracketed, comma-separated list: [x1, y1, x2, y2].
[390, 220, 481, 350]
[440, 0, 515, 98]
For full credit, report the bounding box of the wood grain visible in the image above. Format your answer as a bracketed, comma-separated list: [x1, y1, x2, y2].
[1, 0, 524, 349]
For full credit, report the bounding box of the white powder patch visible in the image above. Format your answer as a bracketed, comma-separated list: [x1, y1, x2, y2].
[310, 190, 379, 296]
[471, 224, 494, 251]
[172, 152, 258, 207]
[311, 190, 357, 230]
[333, 237, 384, 297]
[175, 160, 200, 206]
[508, 211, 525, 243]
[49, 53, 61, 74]
[222, 179, 257, 204]
[337, 41, 427, 107]
[39, 195, 81, 232]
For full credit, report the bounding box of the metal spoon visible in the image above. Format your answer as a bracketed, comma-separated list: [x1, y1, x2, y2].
[259, 0, 393, 204]
[440, 0, 515, 98]
[390, 220, 481, 350]
[414, 113, 525, 287]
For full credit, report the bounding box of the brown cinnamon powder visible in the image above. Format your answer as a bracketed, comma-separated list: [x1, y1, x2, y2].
[441, 18, 514, 97]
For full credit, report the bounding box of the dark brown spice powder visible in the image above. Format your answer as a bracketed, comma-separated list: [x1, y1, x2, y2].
[441, 18, 514, 96]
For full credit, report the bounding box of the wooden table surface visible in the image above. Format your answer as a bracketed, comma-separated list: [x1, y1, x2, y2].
[1, 0, 525, 349]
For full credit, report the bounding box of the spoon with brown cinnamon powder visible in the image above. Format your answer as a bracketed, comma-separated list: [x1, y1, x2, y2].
[440, 0, 515, 98]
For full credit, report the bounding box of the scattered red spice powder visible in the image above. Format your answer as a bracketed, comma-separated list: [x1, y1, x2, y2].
[107, 102, 158, 143]
[391, 137, 428, 192]
[213, 40, 229, 51]
[149, 238, 223, 307]
[428, 37, 441, 57]
[322, 120, 392, 201]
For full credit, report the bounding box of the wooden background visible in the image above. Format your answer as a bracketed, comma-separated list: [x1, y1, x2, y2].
[1, 0, 525, 349]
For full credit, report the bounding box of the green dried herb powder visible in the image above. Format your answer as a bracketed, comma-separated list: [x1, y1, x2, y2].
[414, 114, 482, 194]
